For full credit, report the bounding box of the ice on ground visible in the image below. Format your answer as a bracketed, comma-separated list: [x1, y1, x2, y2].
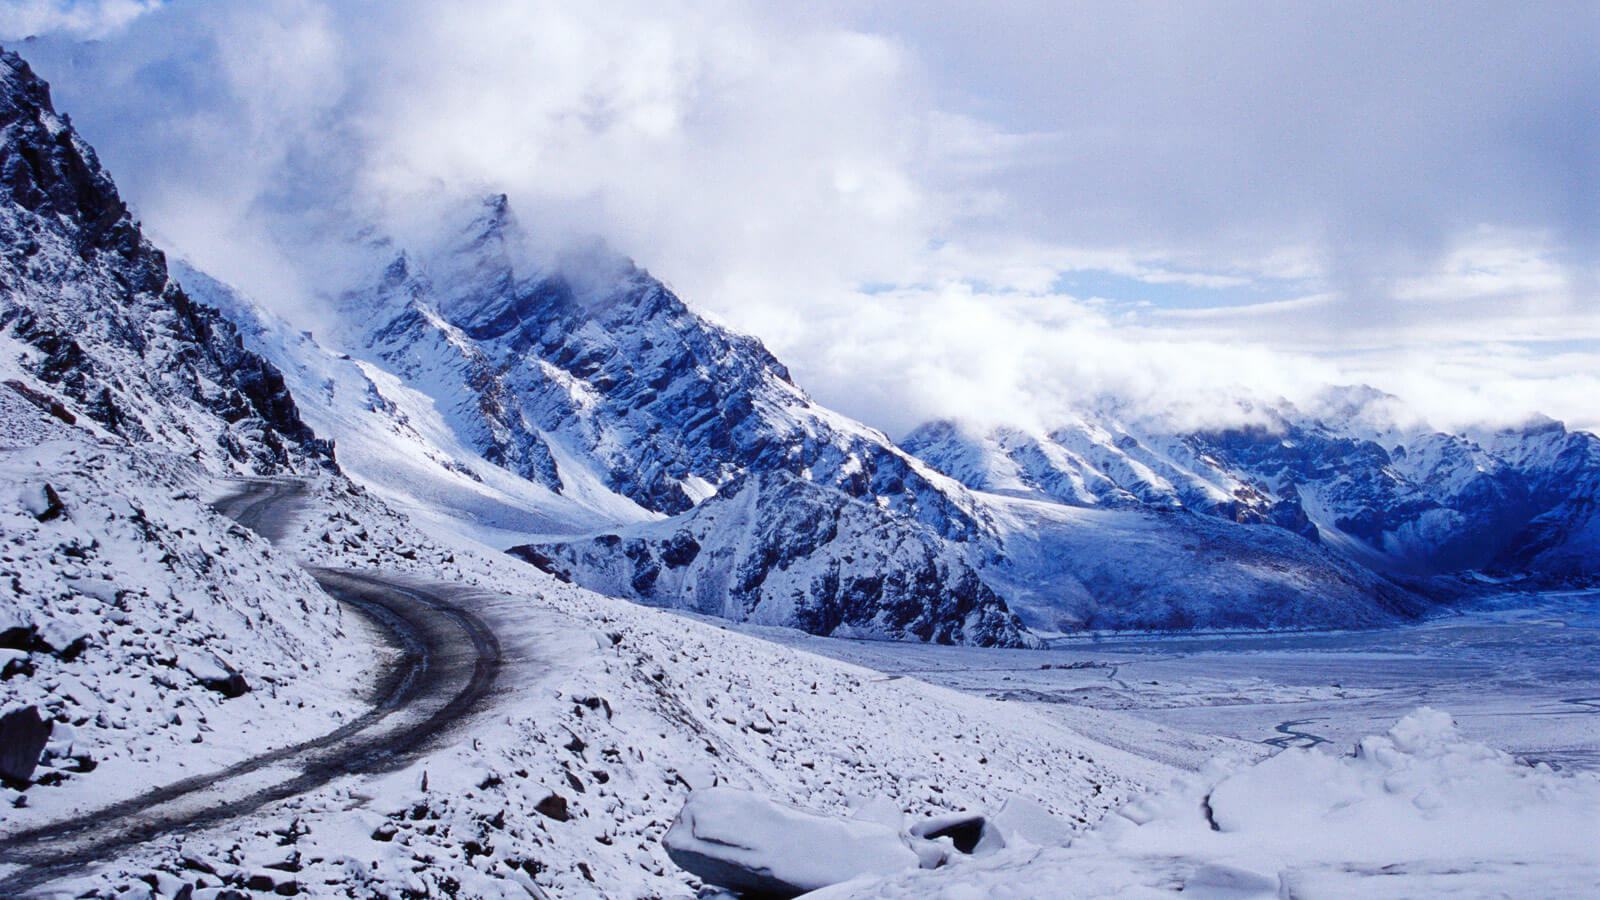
[812, 708, 1600, 899]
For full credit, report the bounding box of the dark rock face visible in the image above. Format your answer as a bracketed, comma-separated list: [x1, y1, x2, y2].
[516, 471, 1031, 647]
[0, 705, 49, 783]
[0, 48, 329, 473]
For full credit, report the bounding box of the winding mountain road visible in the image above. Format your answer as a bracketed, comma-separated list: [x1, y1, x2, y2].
[0, 480, 503, 895]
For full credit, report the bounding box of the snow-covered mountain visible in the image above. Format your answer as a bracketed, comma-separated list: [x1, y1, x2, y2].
[189, 196, 1029, 644]
[176, 192, 1456, 637]
[904, 389, 1600, 588]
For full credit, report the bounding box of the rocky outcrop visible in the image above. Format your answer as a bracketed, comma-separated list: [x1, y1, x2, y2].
[0, 48, 329, 473]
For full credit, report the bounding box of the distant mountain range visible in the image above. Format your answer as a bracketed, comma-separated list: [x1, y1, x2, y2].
[195, 186, 1600, 640]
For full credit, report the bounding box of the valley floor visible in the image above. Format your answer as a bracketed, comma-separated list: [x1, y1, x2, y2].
[732, 588, 1600, 773]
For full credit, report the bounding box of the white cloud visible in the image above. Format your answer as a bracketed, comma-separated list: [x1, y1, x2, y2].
[13, 0, 1599, 438]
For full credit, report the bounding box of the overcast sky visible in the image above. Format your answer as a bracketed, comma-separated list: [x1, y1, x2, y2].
[5, 0, 1597, 434]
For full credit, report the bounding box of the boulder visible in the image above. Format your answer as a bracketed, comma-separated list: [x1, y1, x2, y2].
[21, 482, 64, 521]
[0, 705, 50, 783]
[179, 649, 250, 697]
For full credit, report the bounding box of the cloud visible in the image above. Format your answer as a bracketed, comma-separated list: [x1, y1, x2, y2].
[11, 1, 1598, 437]
[0, 0, 161, 39]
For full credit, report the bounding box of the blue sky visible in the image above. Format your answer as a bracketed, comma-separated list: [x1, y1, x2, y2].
[4, 0, 1597, 433]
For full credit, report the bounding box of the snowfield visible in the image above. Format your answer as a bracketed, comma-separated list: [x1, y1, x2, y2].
[13, 487, 1156, 898]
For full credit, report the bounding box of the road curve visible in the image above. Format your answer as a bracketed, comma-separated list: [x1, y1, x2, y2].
[0, 482, 502, 895]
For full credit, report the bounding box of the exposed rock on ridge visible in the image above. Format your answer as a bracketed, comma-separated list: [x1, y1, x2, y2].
[0, 48, 328, 473]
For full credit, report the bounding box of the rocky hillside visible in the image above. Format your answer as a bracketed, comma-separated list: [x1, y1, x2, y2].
[0, 46, 369, 819]
[0, 49, 327, 475]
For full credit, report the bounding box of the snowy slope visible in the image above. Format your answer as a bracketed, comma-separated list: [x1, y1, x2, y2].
[175, 262, 654, 548]
[0, 48, 373, 824]
[977, 492, 1423, 633]
[0, 379, 369, 827]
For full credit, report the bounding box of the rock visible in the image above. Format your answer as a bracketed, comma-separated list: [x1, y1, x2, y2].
[208, 673, 250, 698]
[0, 649, 31, 680]
[21, 483, 64, 521]
[179, 650, 250, 697]
[908, 812, 1006, 857]
[0, 706, 50, 783]
[534, 793, 569, 821]
[36, 619, 89, 660]
[663, 787, 920, 897]
[4, 379, 76, 424]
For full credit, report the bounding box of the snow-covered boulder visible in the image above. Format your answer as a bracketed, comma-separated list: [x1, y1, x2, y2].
[664, 787, 920, 896]
[991, 796, 1074, 848]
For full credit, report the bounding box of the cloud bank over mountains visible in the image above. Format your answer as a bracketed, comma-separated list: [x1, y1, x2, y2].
[6, 0, 1597, 434]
